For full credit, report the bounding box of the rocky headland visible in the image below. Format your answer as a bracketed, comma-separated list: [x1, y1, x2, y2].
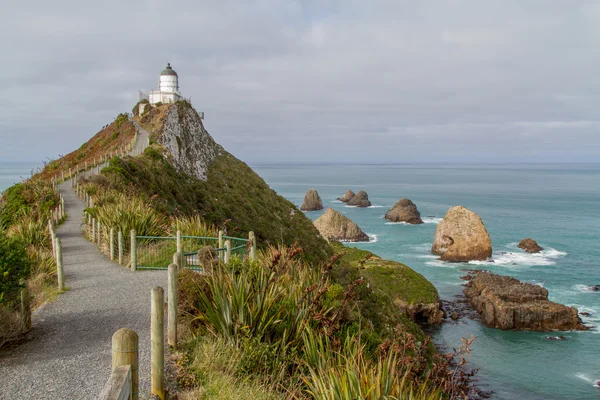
[384, 198, 423, 224]
[300, 188, 323, 211]
[518, 238, 543, 253]
[337, 190, 356, 203]
[431, 206, 492, 262]
[347, 190, 372, 207]
[464, 271, 587, 331]
[313, 208, 369, 242]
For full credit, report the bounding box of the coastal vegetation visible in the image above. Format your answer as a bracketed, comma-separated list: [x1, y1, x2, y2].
[0, 178, 60, 346]
[175, 245, 473, 399]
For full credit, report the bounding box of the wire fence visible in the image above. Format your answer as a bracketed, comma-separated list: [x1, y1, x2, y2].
[136, 234, 249, 271]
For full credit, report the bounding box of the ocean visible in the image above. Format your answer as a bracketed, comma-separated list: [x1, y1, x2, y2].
[252, 163, 600, 400]
[2, 162, 598, 399]
[0, 162, 41, 192]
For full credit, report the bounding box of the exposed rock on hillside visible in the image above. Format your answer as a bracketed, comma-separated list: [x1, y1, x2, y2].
[301, 189, 323, 211]
[464, 271, 587, 331]
[347, 190, 372, 207]
[338, 190, 356, 203]
[431, 206, 492, 262]
[518, 238, 543, 253]
[313, 208, 369, 242]
[385, 198, 423, 224]
[156, 102, 224, 180]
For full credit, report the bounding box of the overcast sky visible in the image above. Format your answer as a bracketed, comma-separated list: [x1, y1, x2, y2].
[2, 0, 600, 164]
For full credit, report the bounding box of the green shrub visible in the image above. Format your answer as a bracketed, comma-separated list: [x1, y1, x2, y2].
[111, 131, 120, 140]
[0, 234, 31, 304]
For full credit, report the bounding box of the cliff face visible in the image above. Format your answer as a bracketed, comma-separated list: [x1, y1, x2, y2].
[158, 102, 223, 181]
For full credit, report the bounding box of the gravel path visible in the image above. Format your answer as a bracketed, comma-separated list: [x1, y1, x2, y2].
[0, 123, 164, 399]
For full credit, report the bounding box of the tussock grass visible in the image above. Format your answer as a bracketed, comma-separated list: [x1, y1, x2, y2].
[179, 337, 285, 400]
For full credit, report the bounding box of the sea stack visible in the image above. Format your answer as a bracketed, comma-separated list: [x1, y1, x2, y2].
[338, 190, 356, 203]
[518, 238, 544, 253]
[384, 198, 423, 224]
[431, 206, 492, 262]
[300, 189, 323, 211]
[464, 271, 587, 331]
[347, 190, 372, 208]
[313, 208, 369, 242]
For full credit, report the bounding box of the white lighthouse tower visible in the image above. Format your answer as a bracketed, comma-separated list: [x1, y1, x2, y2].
[147, 63, 182, 105]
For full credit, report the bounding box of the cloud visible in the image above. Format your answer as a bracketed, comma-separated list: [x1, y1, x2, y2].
[1, 0, 600, 163]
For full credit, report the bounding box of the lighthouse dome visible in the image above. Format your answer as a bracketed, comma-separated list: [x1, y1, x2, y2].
[160, 62, 178, 76]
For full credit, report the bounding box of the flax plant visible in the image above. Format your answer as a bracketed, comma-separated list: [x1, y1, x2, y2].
[302, 330, 444, 400]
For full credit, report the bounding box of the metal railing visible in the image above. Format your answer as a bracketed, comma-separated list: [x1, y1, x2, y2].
[135, 234, 249, 271]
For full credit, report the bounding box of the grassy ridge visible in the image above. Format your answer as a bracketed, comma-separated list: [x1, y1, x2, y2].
[100, 148, 332, 263]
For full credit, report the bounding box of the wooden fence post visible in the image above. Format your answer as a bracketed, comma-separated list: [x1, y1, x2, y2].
[168, 264, 178, 348]
[92, 218, 96, 243]
[97, 221, 101, 245]
[130, 230, 137, 271]
[118, 231, 124, 265]
[172, 252, 181, 270]
[218, 230, 224, 262]
[249, 231, 257, 261]
[20, 280, 31, 333]
[112, 328, 139, 400]
[56, 237, 65, 291]
[110, 228, 115, 261]
[176, 230, 183, 255]
[224, 240, 231, 264]
[151, 287, 165, 399]
[49, 219, 56, 257]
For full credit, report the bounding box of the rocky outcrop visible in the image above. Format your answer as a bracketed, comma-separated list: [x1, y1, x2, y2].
[338, 190, 356, 203]
[313, 208, 369, 242]
[431, 206, 492, 262]
[518, 238, 543, 253]
[301, 189, 323, 211]
[384, 198, 423, 224]
[464, 271, 587, 331]
[347, 191, 372, 207]
[157, 102, 224, 180]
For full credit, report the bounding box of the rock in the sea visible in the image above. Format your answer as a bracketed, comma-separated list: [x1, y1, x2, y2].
[347, 190, 372, 207]
[451, 312, 459, 320]
[464, 271, 588, 331]
[518, 238, 544, 253]
[313, 208, 369, 242]
[580, 312, 592, 317]
[546, 335, 568, 340]
[384, 198, 423, 224]
[300, 189, 323, 211]
[431, 206, 492, 262]
[338, 190, 356, 203]
[591, 285, 600, 292]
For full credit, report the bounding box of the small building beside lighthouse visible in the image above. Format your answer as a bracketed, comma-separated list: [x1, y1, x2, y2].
[146, 63, 182, 105]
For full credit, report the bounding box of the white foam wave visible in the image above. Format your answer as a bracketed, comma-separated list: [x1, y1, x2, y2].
[573, 284, 599, 293]
[425, 259, 463, 268]
[416, 254, 439, 259]
[369, 205, 384, 208]
[575, 373, 594, 383]
[422, 217, 443, 224]
[487, 245, 567, 267]
[330, 200, 343, 203]
[366, 233, 378, 243]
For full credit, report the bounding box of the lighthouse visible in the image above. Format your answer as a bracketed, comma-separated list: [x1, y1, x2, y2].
[147, 63, 182, 105]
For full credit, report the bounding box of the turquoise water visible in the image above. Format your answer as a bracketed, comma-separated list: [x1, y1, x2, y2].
[253, 164, 600, 400]
[0, 162, 40, 192]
